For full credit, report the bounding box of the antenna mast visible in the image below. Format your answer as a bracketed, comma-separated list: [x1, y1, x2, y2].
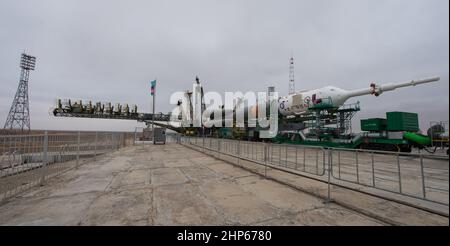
[288, 56, 295, 95]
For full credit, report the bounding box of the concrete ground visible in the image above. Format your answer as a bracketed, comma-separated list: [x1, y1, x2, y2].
[0, 143, 447, 226]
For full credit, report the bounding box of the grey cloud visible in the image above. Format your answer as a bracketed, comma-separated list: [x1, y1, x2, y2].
[0, 0, 448, 132]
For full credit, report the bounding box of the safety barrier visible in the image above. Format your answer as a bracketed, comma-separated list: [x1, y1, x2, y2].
[180, 136, 331, 201]
[329, 147, 449, 206]
[178, 136, 449, 211]
[0, 131, 134, 202]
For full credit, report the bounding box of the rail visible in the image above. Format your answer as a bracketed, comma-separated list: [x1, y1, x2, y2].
[180, 136, 331, 202]
[329, 147, 449, 206]
[178, 135, 449, 214]
[0, 131, 134, 202]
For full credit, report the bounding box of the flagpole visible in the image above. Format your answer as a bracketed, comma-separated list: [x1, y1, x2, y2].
[152, 79, 156, 143]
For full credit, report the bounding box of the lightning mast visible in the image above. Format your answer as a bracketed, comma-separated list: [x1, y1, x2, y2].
[288, 56, 295, 95]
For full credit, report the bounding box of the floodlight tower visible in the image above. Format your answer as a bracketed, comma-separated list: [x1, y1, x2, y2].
[3, 53, 36, 131]
[288, 56, 295, 95]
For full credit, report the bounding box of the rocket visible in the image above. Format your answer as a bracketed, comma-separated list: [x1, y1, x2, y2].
[277, 77, 440, 116]
[175, 76, 440, 127]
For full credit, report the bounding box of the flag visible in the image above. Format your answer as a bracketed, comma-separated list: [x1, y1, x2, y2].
[150, 80, 156, 96]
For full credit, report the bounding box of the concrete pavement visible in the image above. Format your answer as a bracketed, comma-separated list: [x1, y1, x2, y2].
[0, 143, 446, 225]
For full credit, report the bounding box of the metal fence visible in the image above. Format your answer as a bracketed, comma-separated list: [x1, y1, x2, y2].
[0, 131, 134, 202]
[132, 128, 181, 145]
[179, 136, 449, 210]
[329, 147, 449, 206]
[179, 136, 329, 194]
[166, 134, 181, 143]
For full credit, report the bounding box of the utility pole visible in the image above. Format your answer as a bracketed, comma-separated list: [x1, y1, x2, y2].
[150, 79, 156, 142]
[152, 87, 155, 137]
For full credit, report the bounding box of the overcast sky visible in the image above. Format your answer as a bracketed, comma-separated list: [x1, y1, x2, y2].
[0, 0, 448, 132]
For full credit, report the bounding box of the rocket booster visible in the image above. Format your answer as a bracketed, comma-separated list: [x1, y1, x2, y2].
[278, 76, 440, 116]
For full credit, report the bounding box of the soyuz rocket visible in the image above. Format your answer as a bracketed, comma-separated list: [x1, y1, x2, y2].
[177, 76, 440, 127]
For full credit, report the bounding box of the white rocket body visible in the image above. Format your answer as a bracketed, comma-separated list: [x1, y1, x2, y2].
[278, 77, 440, 116]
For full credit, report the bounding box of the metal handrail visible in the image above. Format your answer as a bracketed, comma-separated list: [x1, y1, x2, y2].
[0, 131, 134, 202]
[329, 146, 449, 160]
[179, 135, 449, 209]
[58, 144, 68, 162]
[328, 147, 449, 206]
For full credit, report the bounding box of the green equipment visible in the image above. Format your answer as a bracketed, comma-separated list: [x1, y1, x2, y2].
[403, 132, 432, 146]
